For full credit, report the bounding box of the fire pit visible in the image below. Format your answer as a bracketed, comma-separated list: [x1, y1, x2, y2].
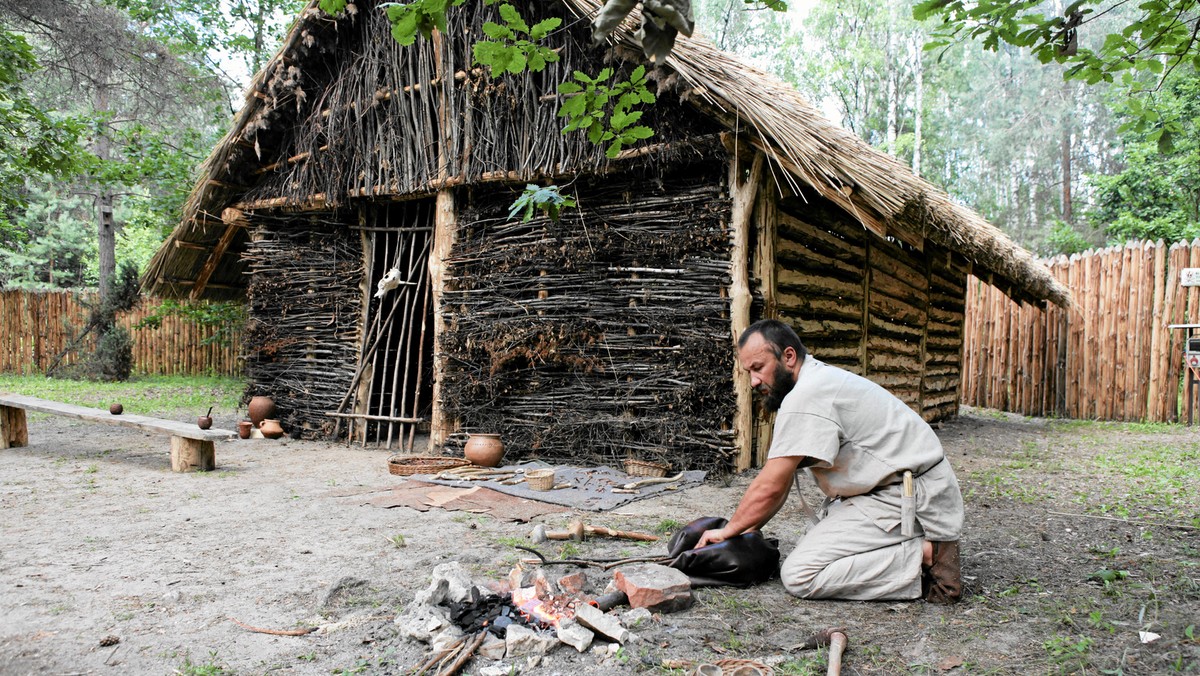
[395, 559, 689, 674]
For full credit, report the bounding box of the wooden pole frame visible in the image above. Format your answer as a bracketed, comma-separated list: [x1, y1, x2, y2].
[729, 150, 764, 472]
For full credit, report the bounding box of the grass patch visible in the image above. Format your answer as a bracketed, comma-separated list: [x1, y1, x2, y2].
[0, 374, 243, 416]
[177, 650, 233, 676]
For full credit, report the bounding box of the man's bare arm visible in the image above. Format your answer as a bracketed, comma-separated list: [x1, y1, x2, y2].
[695, 455, 803, 548]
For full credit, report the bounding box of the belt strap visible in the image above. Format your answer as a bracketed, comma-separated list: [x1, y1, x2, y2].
[793, 470, 822, 525]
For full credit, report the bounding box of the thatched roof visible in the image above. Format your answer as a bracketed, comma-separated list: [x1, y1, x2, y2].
[142, 0, 1070, 307]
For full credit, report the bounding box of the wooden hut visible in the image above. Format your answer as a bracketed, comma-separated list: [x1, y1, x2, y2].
[142, 0, 1070, 472]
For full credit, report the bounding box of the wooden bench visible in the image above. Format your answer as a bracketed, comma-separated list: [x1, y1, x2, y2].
[0, 393, 236, 472]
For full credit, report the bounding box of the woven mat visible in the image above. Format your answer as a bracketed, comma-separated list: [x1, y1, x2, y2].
[409, 462, 707, 512]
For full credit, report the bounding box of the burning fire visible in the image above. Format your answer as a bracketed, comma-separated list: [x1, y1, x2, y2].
[510, 585, 579, 628]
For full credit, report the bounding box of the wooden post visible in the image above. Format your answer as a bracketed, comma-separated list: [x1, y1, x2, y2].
[1147, 241, 1167, 421]
[729, 151, 763, 471]
[1, 405, 28, 449]
[429, 189, 458, 448]
[169, 436, 215, 472]
[753, 170, 778, 465]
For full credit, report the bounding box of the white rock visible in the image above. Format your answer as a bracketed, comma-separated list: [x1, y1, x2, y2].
[505, 624, 559, 658]
[556, 619, 595, 652]
[430, 626, 466, 652]
[478, 633, 507, 660]
[393, 603, 452, 642]
[429, 561, 480, 604]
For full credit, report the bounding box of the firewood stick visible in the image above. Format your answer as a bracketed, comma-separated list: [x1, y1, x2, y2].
[413, 635, 467, 674]
[436, 630, 487, 676]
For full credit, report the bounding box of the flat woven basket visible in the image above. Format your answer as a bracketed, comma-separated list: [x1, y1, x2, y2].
[387, 455, 470, 476]
[624, 458, 671, 478]
[712, 659, 773, 675]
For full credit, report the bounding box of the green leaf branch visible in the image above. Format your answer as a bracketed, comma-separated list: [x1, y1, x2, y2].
[508, 183, 576, 222]
[473, 4, 562, 75]
[382, 0, 465, 46]
[557, 64, 655, 158]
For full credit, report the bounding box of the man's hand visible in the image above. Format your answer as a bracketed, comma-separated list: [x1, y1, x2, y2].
[695, 526, 734, 548]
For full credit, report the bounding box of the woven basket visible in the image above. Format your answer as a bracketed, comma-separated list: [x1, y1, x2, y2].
[624, 458, 671, 478]
[712, 659, 773, 676]
[525, 468, 555, 491]
[387, 455, 470, 476]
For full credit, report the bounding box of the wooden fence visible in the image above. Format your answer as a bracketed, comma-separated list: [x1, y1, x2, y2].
[962, 238, 1200, 422]
[0, 290, 243, 377]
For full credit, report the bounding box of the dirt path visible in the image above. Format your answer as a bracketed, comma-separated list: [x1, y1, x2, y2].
[1, 409, 1197, 675]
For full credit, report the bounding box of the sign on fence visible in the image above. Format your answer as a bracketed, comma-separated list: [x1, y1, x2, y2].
[1181, 268, 1200, 286]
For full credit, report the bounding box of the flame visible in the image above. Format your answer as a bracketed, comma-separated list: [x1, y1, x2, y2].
[510, 586, 578, 627]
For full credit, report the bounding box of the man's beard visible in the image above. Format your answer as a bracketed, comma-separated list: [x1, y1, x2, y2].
[761, 361, 796, 413]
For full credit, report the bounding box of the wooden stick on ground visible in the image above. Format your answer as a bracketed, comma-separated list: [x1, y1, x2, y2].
[227, 617, 317, 636]
[436, 630, 488, 676]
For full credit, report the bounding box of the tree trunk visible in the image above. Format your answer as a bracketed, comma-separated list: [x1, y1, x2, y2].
[94, 83, 116, 304]
[912, 42, 923, 176]
[885, 28, 897, 155]
[1061, 112, 1073, 224]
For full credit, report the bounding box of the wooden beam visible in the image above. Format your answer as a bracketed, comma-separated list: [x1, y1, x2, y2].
[730, 151, 764, 472]
[429, 189, 458, 448]
[190, 208, 248, 300]
[231, 135, 726, 212]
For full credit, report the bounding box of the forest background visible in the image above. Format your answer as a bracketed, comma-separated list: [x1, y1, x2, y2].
[2, 0, 1198, 304]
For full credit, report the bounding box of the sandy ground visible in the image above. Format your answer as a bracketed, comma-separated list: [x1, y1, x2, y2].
[1, 408, 1198, 675]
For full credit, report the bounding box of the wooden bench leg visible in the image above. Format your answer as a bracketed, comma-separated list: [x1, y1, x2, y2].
[1, 405, 28, 449]
[170, 436, 215, 472]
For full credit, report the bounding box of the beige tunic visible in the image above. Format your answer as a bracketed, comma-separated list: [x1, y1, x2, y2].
[768, 356, 964, 600]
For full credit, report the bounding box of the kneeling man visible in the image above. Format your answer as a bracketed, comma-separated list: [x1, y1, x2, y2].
[696, 319, 963, 603]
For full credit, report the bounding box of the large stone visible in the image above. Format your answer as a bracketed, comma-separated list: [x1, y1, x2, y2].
[621, 607, 655, 629]
[504, 624, 559, 658]
[556, 619, 595, 652]
[428, 561, 481, 604]
[613, 563, 693, 613]
[556, 570, 588, 595]
[573, 603, 630, 644]
[412, 578, 449, 607]
[478, 633, 507, 660]
[429, 626, 466, 652]
[393, 603, 453, 642]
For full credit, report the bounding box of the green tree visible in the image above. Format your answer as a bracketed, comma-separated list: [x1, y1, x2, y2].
[1, 0, 227, 300]
[914, 0, 1200, 133]
[0, 30, 85, 235]
[1086, 73, 1200, 243]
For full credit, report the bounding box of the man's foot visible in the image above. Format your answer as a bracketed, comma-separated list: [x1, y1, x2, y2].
[922, 540, 962, 604]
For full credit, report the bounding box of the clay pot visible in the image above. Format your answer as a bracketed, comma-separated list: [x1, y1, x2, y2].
[464, 433, 505, 467]
[237, 420, 253, 439]
[197, 416, 213, 430]
[259, 418, 285, 439]
[248, 396, 275, 428]
[109, 403, 123, 415]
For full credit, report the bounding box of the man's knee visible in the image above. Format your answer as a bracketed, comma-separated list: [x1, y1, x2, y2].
[779, 551, 823, 598]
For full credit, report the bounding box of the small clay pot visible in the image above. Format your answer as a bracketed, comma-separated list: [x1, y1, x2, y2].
[109, 403, 123, 415]
[248, 396, 275, 428]
[197, 416, 213, 430]
[259, 418, 285, 440]
[464, 433, 505, 467]
[237, 420, 253, 439]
